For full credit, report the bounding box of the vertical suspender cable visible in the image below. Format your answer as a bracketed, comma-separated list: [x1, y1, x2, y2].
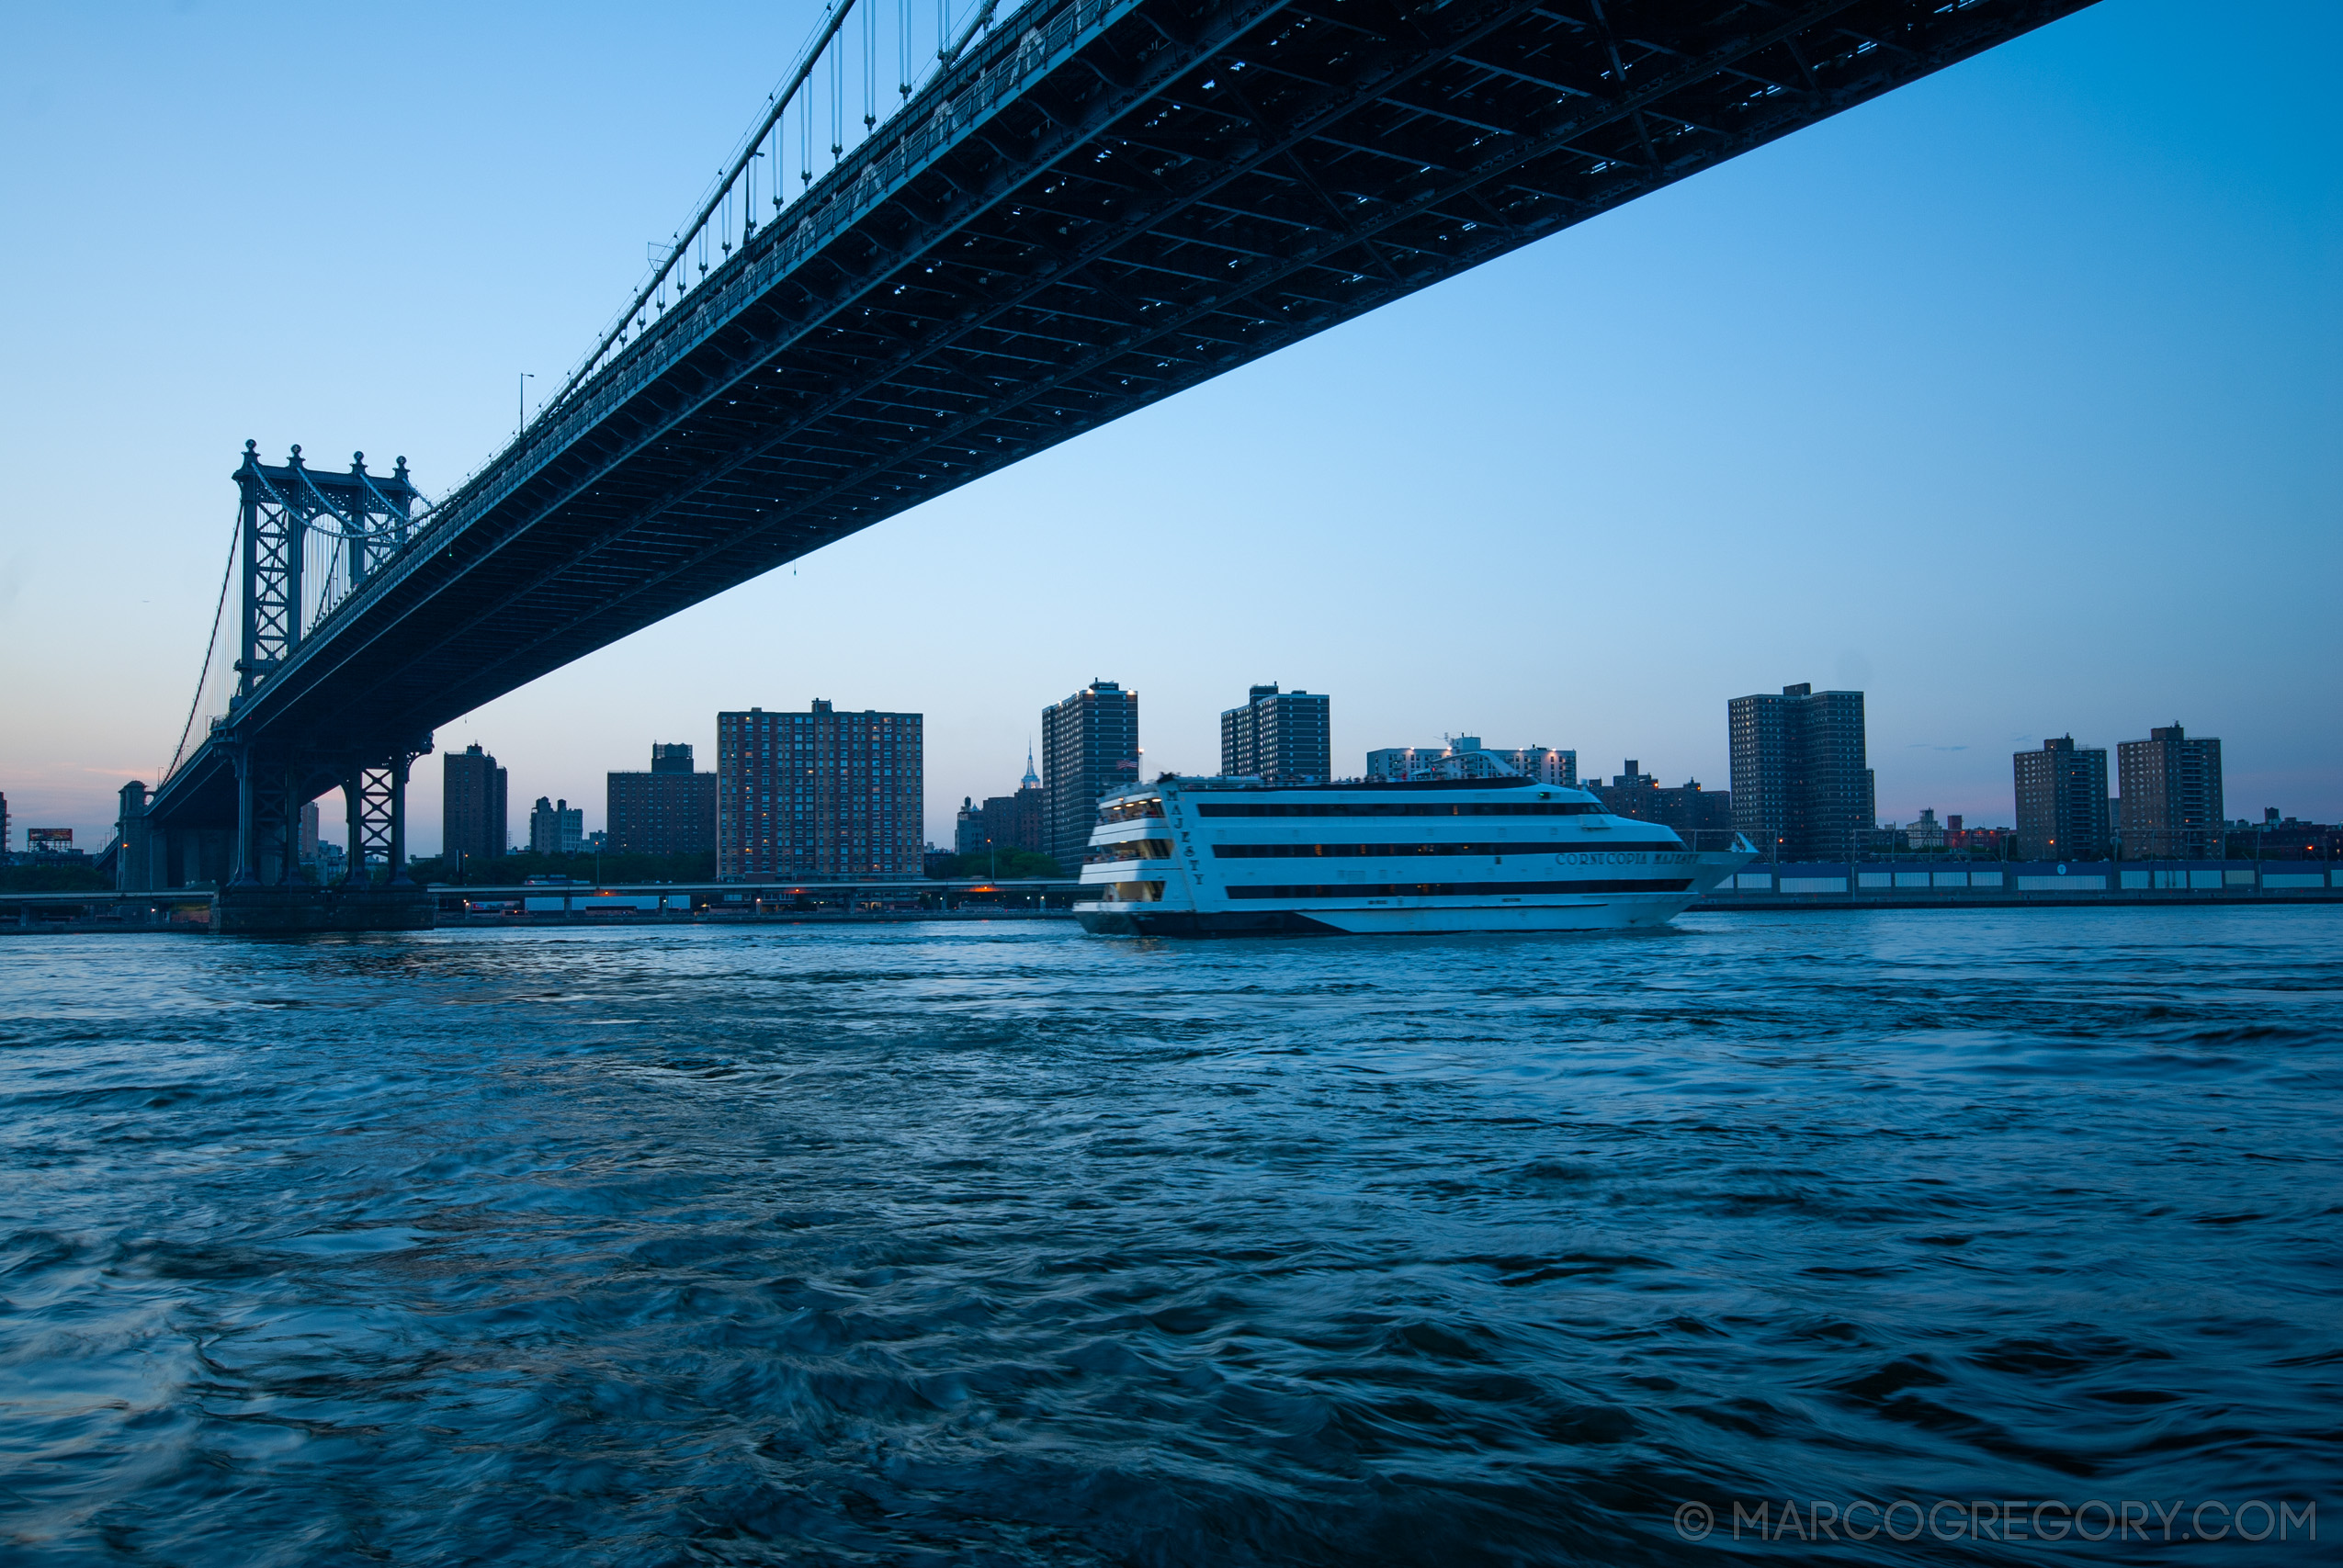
[831, 29, 843, 157]
[546, 0, 859, 411]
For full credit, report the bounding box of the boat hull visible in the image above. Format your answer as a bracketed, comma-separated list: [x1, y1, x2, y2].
[1075, 892, 1706, 937]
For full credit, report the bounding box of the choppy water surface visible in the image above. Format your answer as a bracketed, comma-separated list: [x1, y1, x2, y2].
[2, 911, 2337, 1565]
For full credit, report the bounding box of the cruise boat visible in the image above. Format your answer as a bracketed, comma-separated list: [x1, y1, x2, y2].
[1075, 774, 1754, 936]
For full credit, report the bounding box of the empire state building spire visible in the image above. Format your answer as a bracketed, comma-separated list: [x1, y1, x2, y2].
[1022, 741, 1039, 790]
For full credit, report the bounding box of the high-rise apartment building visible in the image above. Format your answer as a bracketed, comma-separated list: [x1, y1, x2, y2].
[2012, 736, 2110, 860]
[1220, 683, 1331, 782]
[1042, 680, 1138, 868]
[607, 742, 718, 856]
[718, 701, 923, 879]
[442, 743, 508, 863]
[2118, 724, 2223, 859]
[1728, 683, 1876, 861]
[528, 796, 583, 855]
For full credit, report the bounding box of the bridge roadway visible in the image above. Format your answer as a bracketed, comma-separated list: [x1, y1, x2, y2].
[148, 0, 2094, 851]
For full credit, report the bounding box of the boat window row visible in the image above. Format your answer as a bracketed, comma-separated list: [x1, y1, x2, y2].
[1088, 840, 1173, 862]
[1225, 878, 1696, 899]
[1097, 799, 1168, 823]
[1213, 841, 1681, 859]
[1194, 801, 1602, 818]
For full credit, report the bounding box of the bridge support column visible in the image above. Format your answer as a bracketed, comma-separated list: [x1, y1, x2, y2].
[387, 756, 412, 886]
[277, 767, 302, 886]
[232, 748, 261, 886]
[342, 767, 368, 886]
[115, 781, 153, 893]
[336, 745, 426, 886]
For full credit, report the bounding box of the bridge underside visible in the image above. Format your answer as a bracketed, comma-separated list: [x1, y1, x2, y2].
[153, 0, 2092, 829]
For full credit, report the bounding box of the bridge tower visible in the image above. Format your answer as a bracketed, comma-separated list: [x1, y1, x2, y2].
[206, 443, 436, 927]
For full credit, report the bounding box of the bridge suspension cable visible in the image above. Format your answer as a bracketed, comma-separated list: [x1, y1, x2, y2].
[540, 0, 1024, 423]
[162, 509, 240, 785]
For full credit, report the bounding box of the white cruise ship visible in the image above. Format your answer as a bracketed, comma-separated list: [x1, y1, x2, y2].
[1074, 775, 1755, 937]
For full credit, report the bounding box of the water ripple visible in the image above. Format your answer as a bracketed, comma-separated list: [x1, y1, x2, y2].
[0, 909, 2337, 1563]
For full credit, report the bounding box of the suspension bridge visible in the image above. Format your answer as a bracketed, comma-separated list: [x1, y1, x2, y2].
[117, 0, 2097, 925]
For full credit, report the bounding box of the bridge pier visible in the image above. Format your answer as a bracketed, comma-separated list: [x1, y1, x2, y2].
[213, 883, 433, 934]
[274, 763, 302, 886]
[115, 781, 153, 893]
[388, 755, 412, 886]
[232, 747, 260, 886]
[213, 750, 429, 931]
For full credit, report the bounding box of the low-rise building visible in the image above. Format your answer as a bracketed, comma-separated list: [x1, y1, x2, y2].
[1366, 739, 1577, 785]
[607, 742, 718, 856]
[528, 796, 583, 855]
[1944, 815, 2014, 858]
[956, 749, 1046, 856]
[1589, 762, 1732, 837]
[2224, 811, 2343, 861]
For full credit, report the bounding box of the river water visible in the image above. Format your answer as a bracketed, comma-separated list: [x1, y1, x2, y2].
[1, 910, 2336, 1565]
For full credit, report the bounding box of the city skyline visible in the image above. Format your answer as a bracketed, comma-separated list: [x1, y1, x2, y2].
[3, 0, 2336, 850]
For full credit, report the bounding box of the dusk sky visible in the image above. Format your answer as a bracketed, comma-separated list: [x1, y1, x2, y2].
[2, 0, 2335, 852]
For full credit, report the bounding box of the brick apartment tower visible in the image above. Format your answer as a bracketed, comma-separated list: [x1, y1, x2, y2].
[1220, 682, 1331, 782]
[2012, 736, 2110, 860]
[1727, 683, 1876, 861]
[2118, 724, 2223, 859]
[442, 743, 508, 864]
[718, 702, 923, 879]
[1042, 680, 1138, 870]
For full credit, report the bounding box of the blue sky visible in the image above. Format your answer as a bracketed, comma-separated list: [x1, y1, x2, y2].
[1, 0, 2336, 851]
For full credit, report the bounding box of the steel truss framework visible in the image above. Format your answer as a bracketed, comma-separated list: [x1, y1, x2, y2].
[226, 747, 423, 886]
[155, 0, 2095, 830]
[232, 441, 423, 695]
[341, 756, 414, 884]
